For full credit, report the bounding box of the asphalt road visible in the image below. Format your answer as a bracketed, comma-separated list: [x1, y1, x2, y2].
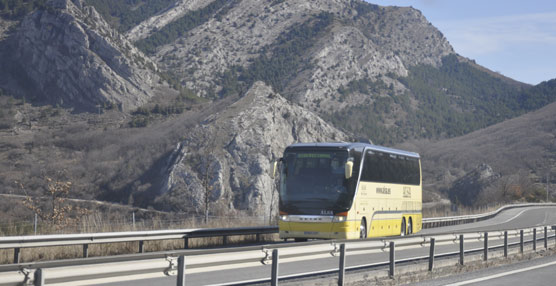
[99, 206, 556, 286]
[410, 252, 556, 286]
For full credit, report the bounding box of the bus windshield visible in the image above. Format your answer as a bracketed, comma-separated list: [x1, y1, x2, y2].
[279, 150, 353, 215]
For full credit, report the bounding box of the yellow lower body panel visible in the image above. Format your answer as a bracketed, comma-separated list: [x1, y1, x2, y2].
[368, 213, 423, 237]
[279, 220, 360, 240]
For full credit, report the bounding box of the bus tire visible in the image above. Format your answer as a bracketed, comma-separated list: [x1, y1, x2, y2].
[294, 238, 308, 242]
[401, 218, 406, 236]
[408, 218, 413, 235]
[360, 218, 367, 239]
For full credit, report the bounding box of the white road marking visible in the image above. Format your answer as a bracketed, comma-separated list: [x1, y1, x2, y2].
[445, 259, 556, 286]
[499, 208, 529, 224]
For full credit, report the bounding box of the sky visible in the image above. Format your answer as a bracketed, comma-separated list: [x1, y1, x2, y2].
[367, 0, 556, 85]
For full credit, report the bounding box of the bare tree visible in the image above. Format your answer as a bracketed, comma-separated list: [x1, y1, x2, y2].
[20, 177, 89, 230]
[199, 136, 218, 225]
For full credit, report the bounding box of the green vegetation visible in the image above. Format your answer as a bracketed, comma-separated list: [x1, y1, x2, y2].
[129, 104, 185, 128]
[217, 12, 334, 98]
[325, 93, 410, 145]
[337, 78, 389, 102]
[351, 0, 380, 18]
[519, 78, 556, 110]
[84, 0, 175, 32]
[157, 71, 207, 103]
[399, 55, 556, 138]
[269, 0, 285, 7]
[128, 90, 203, 128]
[0, 0, 45, 19]
[326, 55, 556, 145]
[135, 0, 240, 54]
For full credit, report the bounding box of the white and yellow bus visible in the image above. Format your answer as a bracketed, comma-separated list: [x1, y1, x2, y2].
[275, 142, 421, 241]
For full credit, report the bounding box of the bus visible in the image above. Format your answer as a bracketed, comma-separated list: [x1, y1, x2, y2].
[273, 142, 422, 240]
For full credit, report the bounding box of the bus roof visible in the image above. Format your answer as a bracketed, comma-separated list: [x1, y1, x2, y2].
[285, 142, 420, 158]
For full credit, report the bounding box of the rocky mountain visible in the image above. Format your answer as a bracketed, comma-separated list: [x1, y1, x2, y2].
[1, 0, 555, 218]
[128, 0, 554, 145]
[0, 0, 159, 112]
[153, 81, 349, 216]
[150, 0, 453, 108]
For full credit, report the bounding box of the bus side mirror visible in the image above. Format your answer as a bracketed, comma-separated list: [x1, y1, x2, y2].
[271, 159, 281, 179]
[271, 161, 278, 179]
[345, 161, 353, 179]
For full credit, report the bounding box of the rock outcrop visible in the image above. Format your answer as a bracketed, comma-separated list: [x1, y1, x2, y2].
[126, 0, 211, 42]
[155, 81, 350, 216]
[11, 0, 158, 111]
[448, 163, 500, 206]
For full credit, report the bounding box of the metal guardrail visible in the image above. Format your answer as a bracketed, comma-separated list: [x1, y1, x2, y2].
[421, 202, 556, 228]
[0, 226, 554, 286]
[1, 203, 555, 264]
[0, 226, 278, 263]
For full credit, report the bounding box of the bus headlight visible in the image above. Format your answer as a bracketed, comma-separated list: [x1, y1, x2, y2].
[333, 215, 346, 222]
[280, 215, 289, 221]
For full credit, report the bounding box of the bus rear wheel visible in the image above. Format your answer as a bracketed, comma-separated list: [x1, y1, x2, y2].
[400, 218, 406, 236]
[407, 218, 413, 235]
[294, 238, 308, 242]
[360, 218, 367, 239]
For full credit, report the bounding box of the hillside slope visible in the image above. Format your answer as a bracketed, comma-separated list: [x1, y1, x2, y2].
[412, 81, 556, 204]
[0, 0, 159, 112]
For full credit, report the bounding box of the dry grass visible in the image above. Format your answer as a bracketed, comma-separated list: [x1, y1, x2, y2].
[0, 211, 278, 264]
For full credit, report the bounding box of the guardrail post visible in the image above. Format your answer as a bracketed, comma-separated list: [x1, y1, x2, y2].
[83, 244, 89, 258]
[545, 226, 548, 249]
[533, 228, 537, 251]
[139, 241, 144, 253]
[256, 234, 261, 243]
[483, 232, 488, 261]
[339, 244, 346, 286]
[459, 234, 464, 265]
[184, 237, 189, 249]
[34, 268, 44, 286]
[223, 236, 228, 245]
[428, 238, 435, 271]
[271, 249, 279, 286]
[389, 241, 395, 278]
[520, 230, 524, 253]
[14, 248, 20, 264]
[504, 231, 508, 258]
[177, 255, 186, 286]
[554, 226, 556, 246]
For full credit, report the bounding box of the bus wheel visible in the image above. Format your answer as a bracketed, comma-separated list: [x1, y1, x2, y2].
[360, 218, 367, 239]
[294, 238, 308, 242]
[400, 218, 406, 236]
[407, 218, 413, 235]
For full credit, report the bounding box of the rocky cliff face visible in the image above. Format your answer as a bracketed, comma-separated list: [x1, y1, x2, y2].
[9, 0, 158, 111]
[447, 163, 500, 206]
[154, 0, 453, 108]
[155, 81, 349, 216]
